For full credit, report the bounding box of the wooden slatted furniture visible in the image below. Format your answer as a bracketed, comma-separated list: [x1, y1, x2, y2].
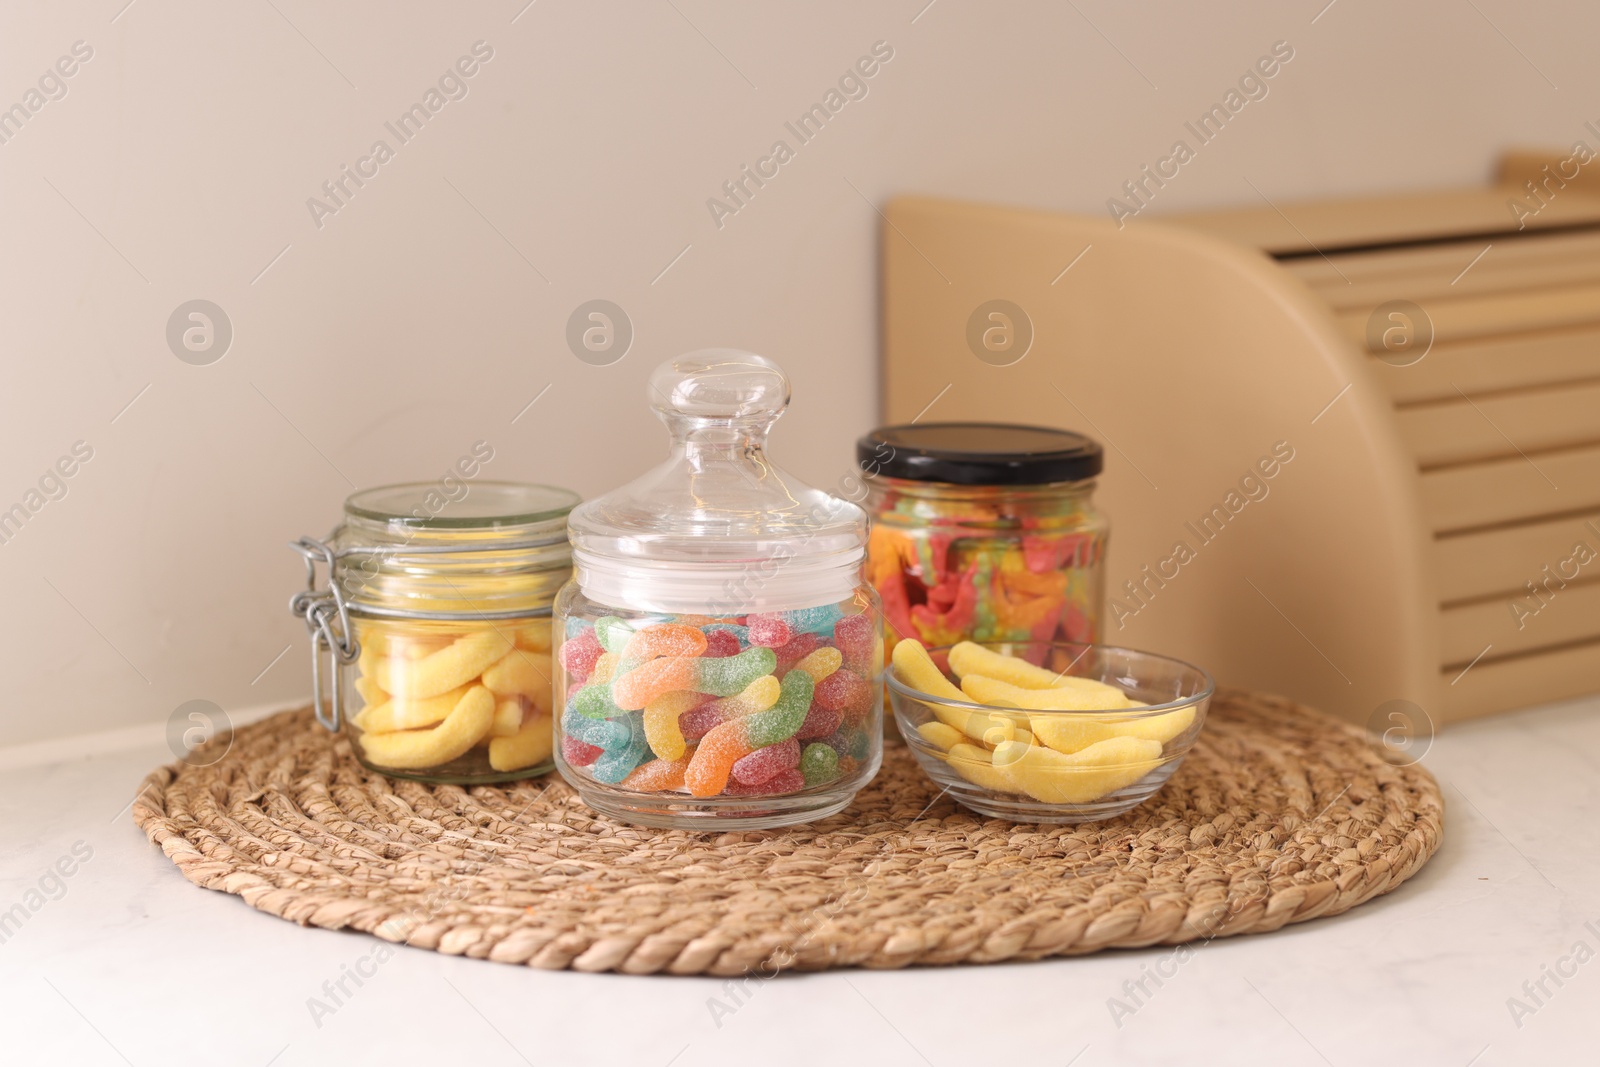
[881, 162, 1600, 724]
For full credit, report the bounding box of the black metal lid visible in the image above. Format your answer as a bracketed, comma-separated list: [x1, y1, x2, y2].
[857, 422, 1103, 486]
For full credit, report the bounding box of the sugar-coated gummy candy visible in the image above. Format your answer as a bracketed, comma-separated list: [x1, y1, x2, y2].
[562, 734, 604, 767]
[703, 623, 749, 646]
[558, 629, 603, 683]
[773, 631, 824, 675]
[572, 682, 624, 720]
[694, 646, 778, 698]
[591, 652, 622, 687]
[800, 742, 839, 786]
[746, 670, 814, 747]
[746, 614, 793, 648]
[819, 726, 870, 760]
[488, 715, 555, 772]
[594, 616, 637, 655]
[621, 623, 709, 663]
[591, 712, 650, 784]
[642, 689, 710, 761]
[621, 754, 692, 792]
[792, 647, 842, 683]
[813, 668, 872, 719]
[678, 703, 721, 742]
[702, 628, 741, 658]
[679, 674, 781, 739]
[564, 616, 593, 640]
[784, 603, 843, 635]
[562, 706, 630, 751]
[796, 698, 843, 741]
[358, 685, 495, 769]
[723, 767, 805, 796]
[833, 614, 874, 675]
[377, 630, 514, 700]
[731, 738, 801, 786]
[610, 656, 695, 711]
[685, 670, 813, 797]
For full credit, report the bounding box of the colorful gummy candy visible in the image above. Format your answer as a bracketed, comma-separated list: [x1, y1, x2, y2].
[867, 486, 1104, 664]
[555, 605, 880, 802]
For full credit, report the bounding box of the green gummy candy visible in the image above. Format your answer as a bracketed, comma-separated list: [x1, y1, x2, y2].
[695, 646, 777, 697]
[846, 728, 870, 760]
[800, 742, 840, 786]
[572, 683, 622, 719]
[745, 670, 813, 748]
[594, 616, 636, 654]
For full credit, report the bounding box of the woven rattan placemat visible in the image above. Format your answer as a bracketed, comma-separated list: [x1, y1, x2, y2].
[132, 689, 1442, 974]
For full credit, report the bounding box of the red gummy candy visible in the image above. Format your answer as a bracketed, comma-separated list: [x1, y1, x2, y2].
[747, 614, 794, 648]
[558, 630, 603, 682]
[796, 699, 843, 741]
[723, 766, 805, 796]
[679, 704, 722, 741]
[561, 734, 603, 767]
[731, 738, 801, 785]
[703, 628, 741, 658]
[833, 614, 874, 674]
[813, 668, 871, 718]
[773, 632, 823, 675]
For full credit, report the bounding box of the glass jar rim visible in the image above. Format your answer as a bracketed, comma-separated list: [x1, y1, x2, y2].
[344, 480, 578, 532]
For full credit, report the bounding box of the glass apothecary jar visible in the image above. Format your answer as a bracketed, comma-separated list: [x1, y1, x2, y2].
[291, 481, 578, 784]
[859, 423, 1108, 668]
[554, 351, 883, 829]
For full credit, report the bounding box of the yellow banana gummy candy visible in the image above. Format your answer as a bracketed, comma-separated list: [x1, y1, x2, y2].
[947, 641, 1126, 701]
[992, 735, 1163, 803]
[916, 721, 965, 751]
[354, 675, 387, 707]
[961, 674, 1131, 711]
[482, 649, 555, 715]
[489, 698, 524, 739]
[515, 619, 553, 652]
[358, 685, 496, 769]
[1028, 704, 1197, 755]
[488, 714, 554, 772]
[354, 684, 471, 732]
[944, 742, 1013, 793]
[377, 630, 515, 699]
[891, 639, 1015, 743]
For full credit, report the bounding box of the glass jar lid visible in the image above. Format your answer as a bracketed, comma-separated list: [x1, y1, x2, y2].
[858, 422, 1103, 485]
[333, 480, 578, 619]
[344, 481, 577, 531]
[567, 350, 867, 612]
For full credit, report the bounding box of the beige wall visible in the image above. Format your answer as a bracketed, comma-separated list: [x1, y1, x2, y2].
[0, 0, 1590, 746]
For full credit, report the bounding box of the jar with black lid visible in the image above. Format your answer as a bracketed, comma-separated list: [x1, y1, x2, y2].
[858, 422, 1107, 666]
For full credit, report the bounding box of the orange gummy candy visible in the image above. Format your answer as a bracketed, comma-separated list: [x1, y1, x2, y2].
[611, 656, 697, 710]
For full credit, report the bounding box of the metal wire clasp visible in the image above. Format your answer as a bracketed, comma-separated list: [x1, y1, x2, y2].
[288, 535, 361, 732]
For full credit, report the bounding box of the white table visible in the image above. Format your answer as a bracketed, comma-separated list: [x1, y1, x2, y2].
[2, 696, 1596, 1067]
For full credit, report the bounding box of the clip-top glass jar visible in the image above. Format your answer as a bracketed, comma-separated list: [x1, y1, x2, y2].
[554, 351, 883, 829]
[859, 423, 1108, 666]
[291, 481, 578, 784]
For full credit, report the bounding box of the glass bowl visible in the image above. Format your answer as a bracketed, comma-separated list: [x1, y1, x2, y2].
[887, 641, 1213, 822]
